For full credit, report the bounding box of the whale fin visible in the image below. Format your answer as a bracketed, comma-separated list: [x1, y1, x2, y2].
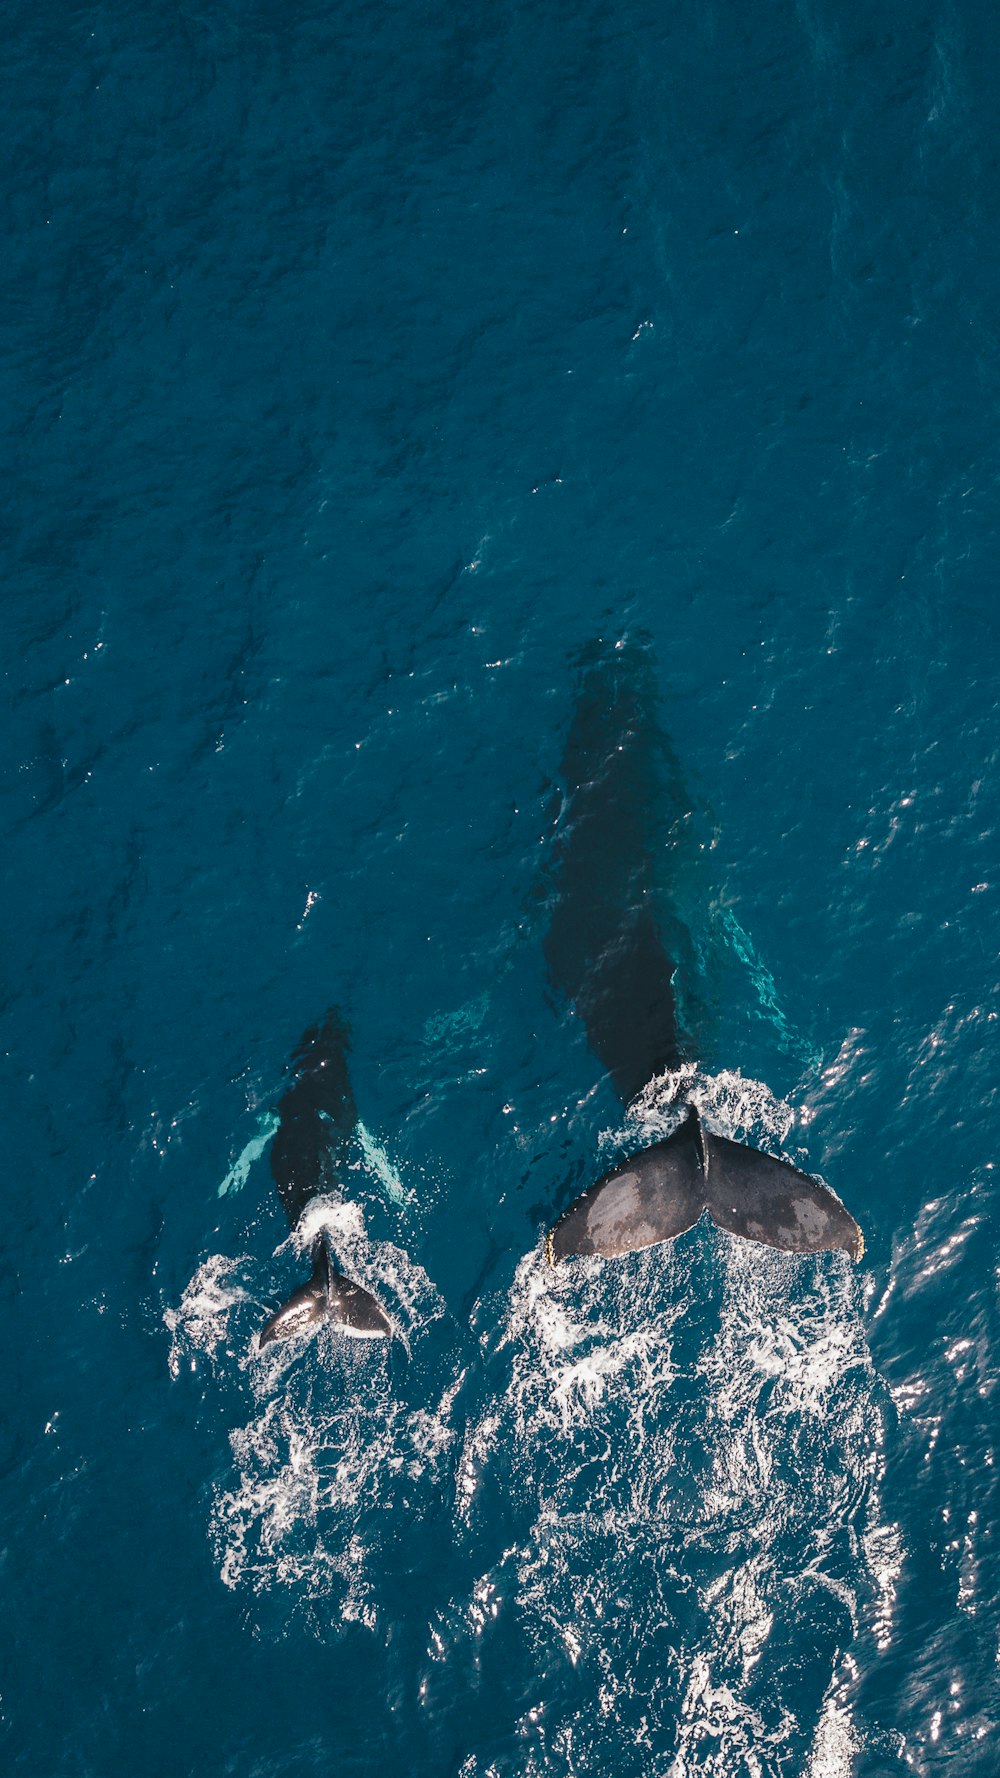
[547, 1106, 863, 1263]
[548, 1107, 706, 1260]
[702, 1129, 863, 1261]
[324, 1259, 394, 1339]
[258, 1241, 392, 1349]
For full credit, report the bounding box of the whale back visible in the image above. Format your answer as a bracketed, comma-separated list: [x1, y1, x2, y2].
[542, 643, 864, 1266]
[259, 1011, 393, 1347]
[543, 639, 698, 1101]
[270, 1009, 358, 1226]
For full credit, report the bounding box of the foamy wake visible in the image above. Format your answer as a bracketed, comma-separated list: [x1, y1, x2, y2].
[167, 1196, 452, 1617]
[625, 1061, 797, 1153]
[169, 1074, 896, 1771]
[212, 1354, 461, 1618]
[164, 1253, 251, 1380]
[445, 1073, 898, 1777]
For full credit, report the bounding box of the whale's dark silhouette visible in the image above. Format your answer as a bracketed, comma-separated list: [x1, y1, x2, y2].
[543, 641, 863, 1266]
[258, 1010, 392, 1347]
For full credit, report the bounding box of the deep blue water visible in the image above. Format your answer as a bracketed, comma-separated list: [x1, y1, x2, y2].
[4, 0, 1000, 1771]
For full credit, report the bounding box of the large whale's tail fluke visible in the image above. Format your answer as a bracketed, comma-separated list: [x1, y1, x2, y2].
[258, 1239, 393, 1349]
[547, 1106, 863, 1265]
[699, 1126, 863, 1259]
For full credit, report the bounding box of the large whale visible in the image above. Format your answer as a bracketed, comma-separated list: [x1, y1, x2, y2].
[258, 1010, 393, 1347]
[543, 640, 863, 1265]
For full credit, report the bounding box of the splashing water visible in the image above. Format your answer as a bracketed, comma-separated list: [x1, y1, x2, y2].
[212, 1352, 462, 1616]
[164, 1254, 251, 1379]
[168, 1196, 451, 1618]
[626, 1061, 798, 1154]
[444, 1072, 897, 1776]
[169, 1071, 896, 1768]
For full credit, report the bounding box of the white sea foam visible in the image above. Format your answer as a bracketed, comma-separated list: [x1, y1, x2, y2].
[445, 1072, 897, 1776]
[626, 1061, 798, 1153]
[164, 1253, 250, 1378]
[211, 1355, 459, 1613]
[806, 1678, 863, 1778]
[172, 1072, 895, 1769]
[169, 1195, 452, 1617]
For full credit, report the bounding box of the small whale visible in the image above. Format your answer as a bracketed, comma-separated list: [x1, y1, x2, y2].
[258, 1010, 392, 1348]
[542, 640, 863, 1266]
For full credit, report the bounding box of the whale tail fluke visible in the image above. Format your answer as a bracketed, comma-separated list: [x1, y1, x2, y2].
[258, 1240, 393, 1349]
[548, 1106, 705, 1262]
[547, 1106, 863, 1265]
[700, 1126, 863, 1260]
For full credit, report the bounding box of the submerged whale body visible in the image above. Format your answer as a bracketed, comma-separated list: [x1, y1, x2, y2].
[258, 1010, 392, 1348]
[543, 640, 863, 1265]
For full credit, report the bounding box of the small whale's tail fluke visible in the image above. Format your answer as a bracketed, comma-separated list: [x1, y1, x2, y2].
[258, 1239, 393, 1349]
[547, 1106, 863, 1265]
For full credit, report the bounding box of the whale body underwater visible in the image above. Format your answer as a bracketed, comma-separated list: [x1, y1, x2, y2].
[543, 639, 862, 1266]
[257, 1011, 393, 1348]
[251, 639, 860, 1350]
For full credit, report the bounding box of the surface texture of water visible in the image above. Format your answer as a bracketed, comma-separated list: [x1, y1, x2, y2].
[4, 1, 1000, 1772]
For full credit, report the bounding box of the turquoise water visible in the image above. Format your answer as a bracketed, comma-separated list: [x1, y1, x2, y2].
[4, 1, 1000, 1771]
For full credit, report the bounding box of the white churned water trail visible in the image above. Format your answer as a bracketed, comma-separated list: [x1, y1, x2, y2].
[446, 1072, 898, 1776]
[167, 1197, 451, 1619]
[168, 1073, 896, 1769]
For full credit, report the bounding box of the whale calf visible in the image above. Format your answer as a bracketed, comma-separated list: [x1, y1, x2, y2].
[258, 1010, 392, 1347]
[543, 640, 863, 1265]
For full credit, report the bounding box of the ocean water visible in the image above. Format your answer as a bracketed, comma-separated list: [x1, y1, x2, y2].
[4, 0, 1000, 1772]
